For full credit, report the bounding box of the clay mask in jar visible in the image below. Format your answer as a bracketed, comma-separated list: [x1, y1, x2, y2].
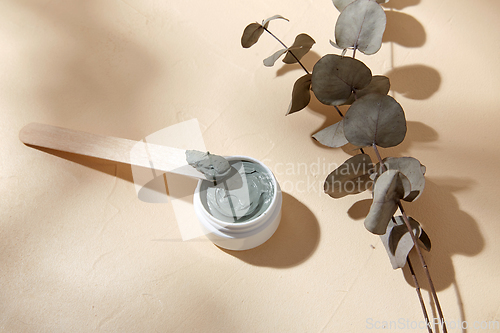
[187, 152, 282, 250]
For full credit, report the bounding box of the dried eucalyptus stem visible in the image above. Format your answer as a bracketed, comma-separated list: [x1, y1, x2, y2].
[373, 143, 447, 333]
[406, 256, 433, 333]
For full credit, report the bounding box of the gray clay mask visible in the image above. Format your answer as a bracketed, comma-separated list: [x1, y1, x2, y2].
[200, 160, 275, 223]
[185, 150, 231, 182]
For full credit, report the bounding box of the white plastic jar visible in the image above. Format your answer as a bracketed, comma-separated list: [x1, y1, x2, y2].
[193, 156, 282, 251]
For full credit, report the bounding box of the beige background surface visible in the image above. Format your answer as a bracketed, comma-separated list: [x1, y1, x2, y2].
[1, 0, 499, 332]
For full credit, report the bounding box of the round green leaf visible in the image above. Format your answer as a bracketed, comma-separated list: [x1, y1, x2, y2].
[344, 94, 407, 148]
[324, 154, 374, 198]
[286, 74, 312, 115]
[241, 23, 265, 48]
[311, 54, 372, 106]
[283, 34, 316, 64]
[333, 0, 386, 55]
[376, 157, 426, 201]
[342, 75, 390, 105]
[333, 0, 390, 12]
[380, 215, 430, 269]
[364, 169, 406, 235]
[241, 15, 288, 48]
[312, 119, 349, 147]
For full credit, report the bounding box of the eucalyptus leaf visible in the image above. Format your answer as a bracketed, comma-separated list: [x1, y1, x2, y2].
[262, 15, 289, 27]
[332, 0, 356, 12]
[364, 169, 406, 234]
[287, 74, 312, 115]
[241, 23, 265, 48]
[263, 48, 287, 67]
[333, 0, 390, 12]
[380, 216, 431, 269]
[241, 15, 288, 48]
[324, 154, 374, 198]
[329, 39, 344, 50]
[374, 157, 426, 201]
[312, 119, 349, 147]
[344, 94, 406, 148]
[343, 75, 390, 105]
[311, 54, 372, 106]
[380, 216, 430, 269]
[283, 34, 316, 64]
[334, 0, 386, 55]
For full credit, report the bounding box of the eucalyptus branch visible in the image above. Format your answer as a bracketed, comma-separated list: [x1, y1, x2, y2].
[262, 27, 310, 75]
[373, 143, 447, 333]
[242, 3, 449, 327]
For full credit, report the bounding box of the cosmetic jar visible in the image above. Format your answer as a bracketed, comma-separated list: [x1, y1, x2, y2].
[193, 156, 282, 250]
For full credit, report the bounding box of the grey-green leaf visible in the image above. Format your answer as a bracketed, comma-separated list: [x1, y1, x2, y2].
[342, 75, 390, 105]
[263, 48, 287, 67]
[329, 39, 344, 50]
[364, 169, 406, 234]
[332, 0, 356, 12]
[380, 216, 425, 269]
[283, 34, 316, 64]
[287, 73, 312, 115]
[324, 154, 373, 198]
[376, 157, 426, 201]
[344, 94, 406, 148]
[333, 0, 390, 12]
[241, 23, 265, 48]
[262, 15, 289, 28]
[312, 119, 349, 147]
[383, 221, 416, 269]
[311, 54, 372, 106]
[334, 0, 386, 55]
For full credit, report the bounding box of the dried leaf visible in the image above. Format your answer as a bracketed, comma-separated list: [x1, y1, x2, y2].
[324, 154, 374, 198]
[344, 94, 406, 148]
[262, 15, 289, 27]
[287, 74, 312, 115]
[241, 23, 265, 48]
[334, 0, 386, 55]
[263, 48, 287, 67]
[374, 157, 426, 201]
[312, 119, 349, 148]
[311, 54, 372, 106]
[333, 0, 390, 12]
[329, 39, 344, 50]
[332, 0, 356, 12]
[364, 169, 406, 234]
[343, 75, 390, 105]
[380, 216, 431, 269]
[283, 34, 316, 64]
[241, 15, 288, 48]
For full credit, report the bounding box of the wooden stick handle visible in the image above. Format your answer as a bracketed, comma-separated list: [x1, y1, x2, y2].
[19, 122, 208, 181]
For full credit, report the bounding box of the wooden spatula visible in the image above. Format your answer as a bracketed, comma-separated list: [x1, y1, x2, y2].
[19, 122, 210, 181]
